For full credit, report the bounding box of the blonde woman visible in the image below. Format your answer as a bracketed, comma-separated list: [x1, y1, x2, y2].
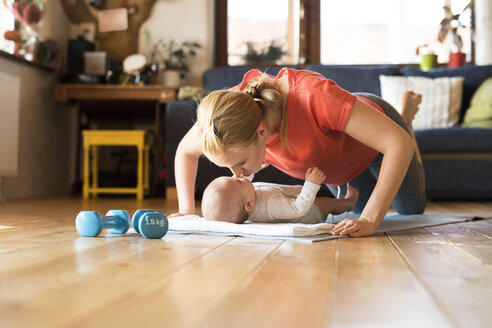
[172, 68, 426, 237]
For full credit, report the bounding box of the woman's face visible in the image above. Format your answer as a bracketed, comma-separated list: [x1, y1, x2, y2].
[206, 138, 267, 177]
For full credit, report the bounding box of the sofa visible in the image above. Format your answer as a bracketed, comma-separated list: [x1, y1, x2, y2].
[165, 64, 492, 200]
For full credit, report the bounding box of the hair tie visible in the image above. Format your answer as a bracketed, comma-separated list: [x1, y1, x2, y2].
[246, 85, 259, 98]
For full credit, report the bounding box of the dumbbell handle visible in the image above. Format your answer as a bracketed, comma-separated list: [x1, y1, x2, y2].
[100, 215, 123, 229]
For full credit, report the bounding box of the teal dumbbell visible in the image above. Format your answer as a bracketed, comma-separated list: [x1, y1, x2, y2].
[132, 209, 168, 239]
[76, 210, 130, 237]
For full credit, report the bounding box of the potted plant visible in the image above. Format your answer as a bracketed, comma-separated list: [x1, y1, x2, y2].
[3, 0, 45, 60]
[243, 40, 287, 65]
[143, 30, 201, 87]
[160, 39, 201, 87]
[415, 43, 438, 71]
[438, 1, 473, 67]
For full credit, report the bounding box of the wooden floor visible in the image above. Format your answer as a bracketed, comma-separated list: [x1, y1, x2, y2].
[0, 198, 491, 328]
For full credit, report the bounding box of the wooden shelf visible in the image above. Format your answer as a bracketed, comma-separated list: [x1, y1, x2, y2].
[52, 83, 176, 104]
[0, 50, 55, 72]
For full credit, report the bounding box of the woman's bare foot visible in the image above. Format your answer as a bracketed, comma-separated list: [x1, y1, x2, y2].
[344, 185, 359, 209]
[400, 91, 422, 127]
[399, 91, 423, 165]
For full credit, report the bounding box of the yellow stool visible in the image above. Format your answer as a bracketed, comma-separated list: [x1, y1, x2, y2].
[82, 130, 150, 200]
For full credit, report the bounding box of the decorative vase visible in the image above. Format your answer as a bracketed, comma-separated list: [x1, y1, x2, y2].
[448, 52, 466, 67]
[420, 54, 438, 71]
[161, 69, 181, 88]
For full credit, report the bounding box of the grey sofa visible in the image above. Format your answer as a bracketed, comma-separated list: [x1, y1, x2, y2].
[165, 64, 492, 200]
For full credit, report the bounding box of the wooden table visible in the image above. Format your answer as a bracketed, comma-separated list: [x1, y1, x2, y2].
[52, 84, 176, 196]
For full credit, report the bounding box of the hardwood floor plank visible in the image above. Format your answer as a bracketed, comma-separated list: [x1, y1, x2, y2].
[0, 234, 233, 328]
[0, 229, 148, 274]
[425, 202, 492, 216]
[202, 240, 337, 328]
[76, 238, 283, 328]
[425, 223, 492, 270]
[332, 235, 455, 328]
[456, 219, 492, 238]
[1, 198, 491, 327]
[388, 228, 492, 328]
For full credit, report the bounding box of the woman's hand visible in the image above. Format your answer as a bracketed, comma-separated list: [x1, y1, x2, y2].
[330, 218, 378, 237]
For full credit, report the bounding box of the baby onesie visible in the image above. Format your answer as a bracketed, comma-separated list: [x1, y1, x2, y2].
[248, 181, 325, 224]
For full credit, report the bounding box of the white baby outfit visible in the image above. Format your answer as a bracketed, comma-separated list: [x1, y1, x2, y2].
[248, 181, 325, 224]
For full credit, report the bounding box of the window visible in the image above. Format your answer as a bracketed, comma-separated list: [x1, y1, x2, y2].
[218, 0, 474, 66]
[227, 0, 299, 65]
[320, 0, 473, 64]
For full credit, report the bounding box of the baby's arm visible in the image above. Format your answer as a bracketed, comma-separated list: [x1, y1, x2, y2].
[314, 185, 360, 216]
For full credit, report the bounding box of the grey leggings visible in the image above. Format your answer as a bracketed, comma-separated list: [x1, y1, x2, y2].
[326, 93, 427, 215]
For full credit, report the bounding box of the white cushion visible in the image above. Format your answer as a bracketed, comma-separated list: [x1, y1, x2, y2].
[379, 75, 464, 130]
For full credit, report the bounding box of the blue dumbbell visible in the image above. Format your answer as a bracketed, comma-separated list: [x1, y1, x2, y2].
[76, 210, 131, 237]
[132, 209, 168, 239]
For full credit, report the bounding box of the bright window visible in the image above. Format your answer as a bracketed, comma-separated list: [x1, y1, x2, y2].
[224, 0, 473, 66]
[320, 0, 472, 64]
[227, 0, 299, 65]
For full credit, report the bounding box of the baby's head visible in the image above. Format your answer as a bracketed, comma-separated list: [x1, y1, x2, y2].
[201, 176, 256, 223]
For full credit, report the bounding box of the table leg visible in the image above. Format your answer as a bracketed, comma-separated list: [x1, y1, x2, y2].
[152, 101, 164, 197]
[83, 143, 89, 199]
[91, 145, 98, 198]
[72, 101, 82, 195]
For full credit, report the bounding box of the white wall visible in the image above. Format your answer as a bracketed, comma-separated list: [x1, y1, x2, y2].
[138, 0, 215, 86]
[475, 0, 492, 65]
[0, 0, 72, 199]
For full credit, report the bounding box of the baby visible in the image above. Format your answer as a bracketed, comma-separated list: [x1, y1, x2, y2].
[201, 167, 359, 224]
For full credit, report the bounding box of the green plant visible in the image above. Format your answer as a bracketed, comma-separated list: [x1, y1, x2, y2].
[143, 29, 163, 63]
[143, 29, 201, 79]
[161, 39, 201, 71]
[415, 1, 472, 56]
[438, 1, 473, 53]
[243, 40, 287, 64]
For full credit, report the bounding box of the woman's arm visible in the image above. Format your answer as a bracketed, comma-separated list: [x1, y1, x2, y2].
[331, 99, 415, 236]
[173, 123, 202, 216]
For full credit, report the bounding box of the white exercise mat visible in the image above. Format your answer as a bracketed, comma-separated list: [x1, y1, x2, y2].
[167, 212, 489, 243]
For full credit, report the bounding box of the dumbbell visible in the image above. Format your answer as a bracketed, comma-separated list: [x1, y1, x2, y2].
[76, 210, 130, 237]
[132, 209, 168, 239]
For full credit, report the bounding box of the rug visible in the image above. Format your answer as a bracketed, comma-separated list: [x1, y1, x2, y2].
[165, 212, 490, 243]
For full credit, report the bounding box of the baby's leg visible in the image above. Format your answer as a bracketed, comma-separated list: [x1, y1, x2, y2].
[314, 197, 354, 217]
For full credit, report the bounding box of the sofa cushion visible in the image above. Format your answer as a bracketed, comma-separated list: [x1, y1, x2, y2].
[379, 75, 464, 130]
[463, 77, 492, 129]
[203, 66, 299, 91]
[401, 65, 492, 122]
[304, 64, 400, 96]
[415, 127, 492, 152]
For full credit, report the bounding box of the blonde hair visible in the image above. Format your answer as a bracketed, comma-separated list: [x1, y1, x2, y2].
[197, 74, 290, 155]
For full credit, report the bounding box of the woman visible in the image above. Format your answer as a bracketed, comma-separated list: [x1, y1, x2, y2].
[172, 68, 426, 237]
